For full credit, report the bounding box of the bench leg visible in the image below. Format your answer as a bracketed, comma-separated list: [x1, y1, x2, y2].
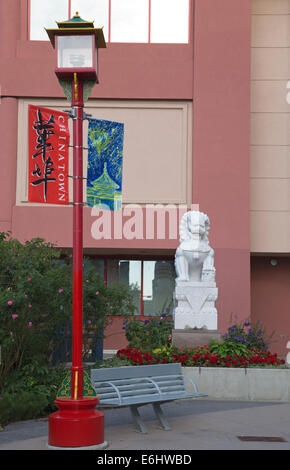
[130, 406, 148, 434]
[153, 403, 171, 431]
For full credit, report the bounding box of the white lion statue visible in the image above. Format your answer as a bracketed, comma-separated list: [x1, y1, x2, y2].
[175, 211, 216, 282]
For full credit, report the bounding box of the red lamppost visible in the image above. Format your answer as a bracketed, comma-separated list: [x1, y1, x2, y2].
[46, 13, 107, 449]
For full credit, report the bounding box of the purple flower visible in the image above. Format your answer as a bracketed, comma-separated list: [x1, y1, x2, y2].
[234, 336, 245, 343]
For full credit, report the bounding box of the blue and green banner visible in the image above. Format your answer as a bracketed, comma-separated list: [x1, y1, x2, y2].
[87, 118, 124, 211]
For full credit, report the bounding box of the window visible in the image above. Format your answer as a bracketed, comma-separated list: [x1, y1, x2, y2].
[107, 259, 142, 314]
[151, 0, 190, 44]
[71, 0, 109, 42]
[142, 260, 175, 316]
[90, 258, 175, 316]
[110, 0, 149, 43]
[86, 258, 105, 278]
[30, 0, 69, 41]
[29, 0, 190, 43]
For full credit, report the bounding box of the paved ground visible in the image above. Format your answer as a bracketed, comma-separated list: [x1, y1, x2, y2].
[1, 399, 290, 451]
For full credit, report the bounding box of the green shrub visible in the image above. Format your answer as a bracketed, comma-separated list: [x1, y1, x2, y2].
[0, 360, 67, 426]
[123, 311, 173, 352]
[0, 391, 50, 428]
[89, 357, 133, 369]
[209, 340, 251, 359]
[223, 318, 275, 351]
[0, 357, 135, 427]
[0, 232, 135, 392]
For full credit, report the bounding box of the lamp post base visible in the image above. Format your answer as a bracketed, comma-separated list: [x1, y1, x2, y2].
[47, 442, 108, 450]
[48, 397, 107, 449]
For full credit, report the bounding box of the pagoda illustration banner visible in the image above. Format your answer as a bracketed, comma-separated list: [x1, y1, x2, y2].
[87, 118, 124, 211]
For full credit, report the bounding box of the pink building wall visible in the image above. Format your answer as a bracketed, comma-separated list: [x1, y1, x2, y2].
[192, 0, 252, 333]
[251, 257, 290, 356]
[0, 0, 252, 344]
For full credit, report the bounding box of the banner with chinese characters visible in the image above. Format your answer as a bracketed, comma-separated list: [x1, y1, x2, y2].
[87, 118, 124, 211]
[28, 105, 70, 204]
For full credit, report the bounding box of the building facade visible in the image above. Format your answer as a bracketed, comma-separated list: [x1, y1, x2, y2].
[0, 0, 288, 355]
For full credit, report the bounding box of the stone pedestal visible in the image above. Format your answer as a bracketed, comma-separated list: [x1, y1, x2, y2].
[172, 329, 221, 348]
[174, 281, 218, 330]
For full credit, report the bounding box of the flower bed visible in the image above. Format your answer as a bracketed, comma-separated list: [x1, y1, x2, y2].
[116, 345, 286, 368]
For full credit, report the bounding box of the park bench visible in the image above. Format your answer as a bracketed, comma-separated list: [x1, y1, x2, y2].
[91, 363, 207, 434]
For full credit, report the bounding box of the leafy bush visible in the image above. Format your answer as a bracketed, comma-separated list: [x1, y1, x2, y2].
[0, 360, 67, 427]
[89, 357, 133, 369]
[0, 233, 135, 391]
[209, 340, 251, 359]
[223, 318, 275, 351]
[123, 310, 173, 352]
[0, 391, 50, 428]
[3, 360, 66, 399]
[0, 357, 135, 427]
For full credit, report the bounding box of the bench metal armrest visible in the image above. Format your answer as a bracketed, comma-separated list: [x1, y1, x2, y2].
[143, 377, 163, 396]
[98, 381, 123, 405]
[183, 376, 200, 394]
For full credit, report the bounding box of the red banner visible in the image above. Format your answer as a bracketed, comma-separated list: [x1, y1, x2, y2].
[28, 105, 70, 204]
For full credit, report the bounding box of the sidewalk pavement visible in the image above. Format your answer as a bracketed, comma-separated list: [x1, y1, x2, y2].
[1, 399, 290, 451]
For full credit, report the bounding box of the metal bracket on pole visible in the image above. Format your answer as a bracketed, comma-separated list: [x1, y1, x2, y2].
[68, 202, 87, 206]
[63, 109, 92, 121]
[68, 145, 89, 150]
[83, 112, 92, 121]
[67, 174, 87, 180]
[62, 108, 76, 119]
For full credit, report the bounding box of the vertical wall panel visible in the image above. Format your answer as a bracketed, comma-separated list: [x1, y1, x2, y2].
[251, 0, 290, 252]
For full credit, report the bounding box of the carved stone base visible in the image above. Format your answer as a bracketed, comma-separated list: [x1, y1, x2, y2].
[174, 281, 218, 330]
[172, 329, 222, 348]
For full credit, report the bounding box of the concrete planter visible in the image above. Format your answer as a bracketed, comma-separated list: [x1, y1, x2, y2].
[183, 367, 290, 402]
